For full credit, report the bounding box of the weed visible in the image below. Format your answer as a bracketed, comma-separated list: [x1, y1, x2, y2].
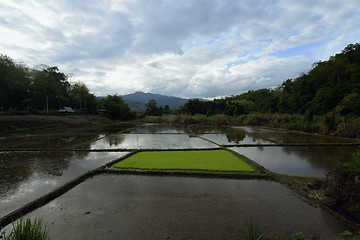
[337, 231, 360, 240]
[240, 217, 264, 240]
[7, 217, 49, 240]
[270, 232, 319, 240]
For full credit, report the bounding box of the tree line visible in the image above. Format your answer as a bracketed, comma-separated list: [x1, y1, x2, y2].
[0, 55, 98, 114]
[180, 43, 360, 120]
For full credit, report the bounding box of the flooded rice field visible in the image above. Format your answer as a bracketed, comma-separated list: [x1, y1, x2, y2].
[234, 126, 359, 144]
[1, 123, 359, 239]
[25, 175, 351, 240]
[0, 151, 129, 217]
[230, 145, 358, 177]
[82, 133, 218, 149]
[0, 125, 135, 150]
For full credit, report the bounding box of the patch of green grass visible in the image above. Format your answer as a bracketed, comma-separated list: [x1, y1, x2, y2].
[1, 217, 50, 240]
[113, 150, 254, 172]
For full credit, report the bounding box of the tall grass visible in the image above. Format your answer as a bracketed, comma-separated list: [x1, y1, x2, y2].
[241, 217, 264, 240]
[1, 217, 50, 240]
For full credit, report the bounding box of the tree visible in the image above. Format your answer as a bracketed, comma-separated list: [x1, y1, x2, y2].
[145, 99, 162, 116]
[69, 81, 97, 113]
[103, 95, 134, 120]
[30, 65, 70, 111]
[0, 55, 31, 110]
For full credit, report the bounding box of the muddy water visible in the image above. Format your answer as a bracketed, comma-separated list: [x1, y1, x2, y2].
[26, 175, 352, 240]
[0, 151, 129, 218]
[85, 133, 218, 149]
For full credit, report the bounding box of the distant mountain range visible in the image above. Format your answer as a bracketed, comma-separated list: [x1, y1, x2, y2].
[120, 92, 187, 110]
[97, 92, 208, 111]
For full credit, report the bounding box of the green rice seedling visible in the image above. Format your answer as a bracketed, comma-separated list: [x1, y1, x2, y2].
[241, 217, 263, 240]
[113, 150, 254, 172]
[9, 216, 49, 240]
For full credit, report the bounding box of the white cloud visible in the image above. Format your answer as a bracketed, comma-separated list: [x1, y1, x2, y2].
[0, 0, 359, 98]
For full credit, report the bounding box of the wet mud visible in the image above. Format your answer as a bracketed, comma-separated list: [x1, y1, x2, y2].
[26, 175, 353, 240]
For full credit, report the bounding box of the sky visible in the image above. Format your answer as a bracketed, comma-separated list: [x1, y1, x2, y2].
[1, 0, 359, 99]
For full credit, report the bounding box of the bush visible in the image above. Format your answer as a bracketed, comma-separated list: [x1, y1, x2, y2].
[324, 150, 360, 222]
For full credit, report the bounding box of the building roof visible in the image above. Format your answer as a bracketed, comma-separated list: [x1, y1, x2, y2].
[59, 107, 75, 113]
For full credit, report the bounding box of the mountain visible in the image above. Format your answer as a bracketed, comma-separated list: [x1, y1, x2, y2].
[120, 92, 189, 111]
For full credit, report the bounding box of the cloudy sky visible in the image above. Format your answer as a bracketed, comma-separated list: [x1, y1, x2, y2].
[1, 0, 359, 99]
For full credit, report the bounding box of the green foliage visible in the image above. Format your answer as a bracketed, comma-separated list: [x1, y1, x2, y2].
[102, 95, 134, 120]
[241, 217, 263, 240]
[0, 54, 97, 114]
[182, 98, 227, 116]
[225, 100, 256, 116]
[145, 99, 162, 116]
[69, 81, 98, 114]
[183, 43, 360, 128]
[0, 217, 50, 240]
[343, 150, 360, 174]
[240, 219, 322, 240]
[324, 149, 360, 221]
[337, 231, 360, 240]
[271, 232, 319, 240]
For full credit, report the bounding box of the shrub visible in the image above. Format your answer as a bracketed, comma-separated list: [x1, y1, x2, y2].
[324, 150, 360, 222]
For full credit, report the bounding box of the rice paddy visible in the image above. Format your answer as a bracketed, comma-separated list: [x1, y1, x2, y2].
[113, 150, 255, 172]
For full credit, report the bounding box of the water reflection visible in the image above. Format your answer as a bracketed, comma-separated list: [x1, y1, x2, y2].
[200, 132, 273, 145]
[0, 151, 129, 218]
[234, 126, 358, 143]
[191, 126, 234, 134]
[0, 127, 132, 150]
[126, 124, 187, 134]
[230, 146, 358, 177]
[87, 134, 218, 149]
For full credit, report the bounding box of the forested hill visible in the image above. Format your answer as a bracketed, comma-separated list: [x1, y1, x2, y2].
[223, 43, 360, 117]
[120, 92, 188, 111]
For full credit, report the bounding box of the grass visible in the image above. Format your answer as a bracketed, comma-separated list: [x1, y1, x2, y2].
[241, 217, 264, 240]
[0, 217, 49, 240]
[113, 150, 254, 172]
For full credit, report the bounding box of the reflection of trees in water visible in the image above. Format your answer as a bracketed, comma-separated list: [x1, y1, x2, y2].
[191, 126, 232, 134]
[133, 125, 188, 134]
[0, 151, 89, 196]
[105, 134, 125, 147]
[190, 126, 268, 144]
[225, 132, 246, 144]
[0, 130, 108, 150]
[281, 146, 357, 170]
[226, 130, 264, 144]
